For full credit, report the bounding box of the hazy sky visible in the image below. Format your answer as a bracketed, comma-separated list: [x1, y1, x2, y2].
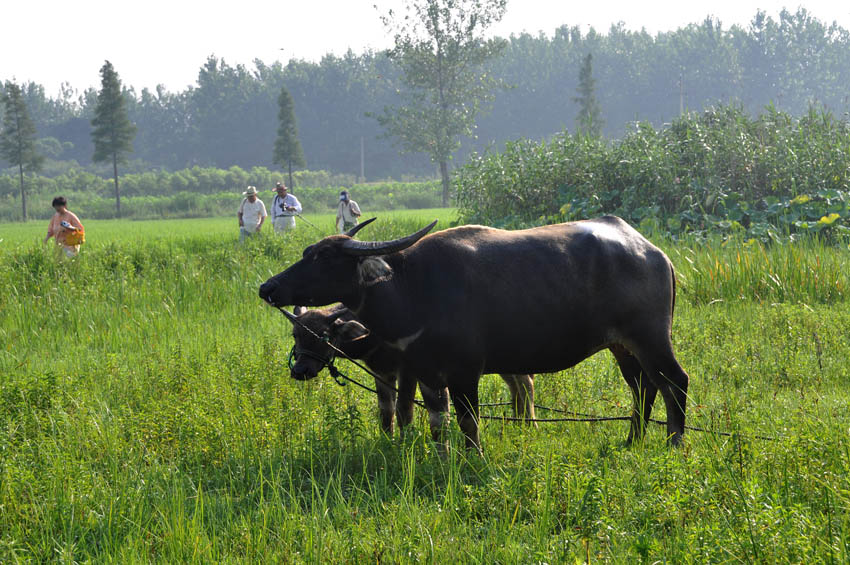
[3, 0, 848, 97]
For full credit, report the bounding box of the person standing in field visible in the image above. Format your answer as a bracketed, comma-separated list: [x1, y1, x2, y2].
[270, 181, 303, 234]
[237, 186, 267, 242]
[44, 196, 85, 258]
[336, 190, 361, 233]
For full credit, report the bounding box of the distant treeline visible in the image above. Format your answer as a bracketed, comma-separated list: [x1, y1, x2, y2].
[2, 8, 849, 181]
[456, 104, 850, 241]
[0, 165, 440, 221]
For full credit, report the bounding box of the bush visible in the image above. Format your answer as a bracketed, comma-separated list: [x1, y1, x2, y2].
[455, 104, 850, 240]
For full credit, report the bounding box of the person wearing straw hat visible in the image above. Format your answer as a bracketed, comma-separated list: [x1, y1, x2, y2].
[237, 186, 267, 242]
[271, 181, 302, 234]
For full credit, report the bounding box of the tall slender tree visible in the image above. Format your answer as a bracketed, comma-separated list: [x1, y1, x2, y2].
[1, 81, 44, 221]
[91, 60, 136, 216]
[573, 53, 603, 137]
[375, 0, 508, 206]
[272, 85, 306, 189]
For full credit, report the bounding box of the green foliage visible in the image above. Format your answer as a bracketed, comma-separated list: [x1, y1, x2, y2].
[5, 9, 850, 182]
[1, 81, 43, 220]
[91, 61, 136, 165]
[456, 104, 850, 240]
[191, 57, 278, 170]
[1, 218, 849, 561]
[91, 61, 137, 216]
[0, 83, 43, 172]
[663, 235, 850, 304]
[272, 86, 306, 187]
[0, 172, 442, 221]
[292, 180, 443, 214]
[573, 53, 603, 137]
[455, 133, 609, 228]
[376, 0, 508, 204]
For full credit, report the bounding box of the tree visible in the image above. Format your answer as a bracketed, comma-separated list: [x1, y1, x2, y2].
[130, 85, 191, 169]
[192, 57, 276, 169]
[1, 81, 44, 221]
[91, 60, 136, 216]
[272, 85, 306, 189]
[376, 0, 508, 206]
[573, 53, 603, 137]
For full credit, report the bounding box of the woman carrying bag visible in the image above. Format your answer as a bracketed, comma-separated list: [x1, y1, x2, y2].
[44, 196, 85, 257]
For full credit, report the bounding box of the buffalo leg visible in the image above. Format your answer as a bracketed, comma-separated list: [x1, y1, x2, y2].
[374, 376, 398, 435]
[610, 345, 657, 445]
[449, 376, 482, 453]
[500, 374, 537, 426]
[419, 382, 450, 451]
[655, 354, 689, 446]
[395, 373, 417, 433]
[631, 341, 689, 446]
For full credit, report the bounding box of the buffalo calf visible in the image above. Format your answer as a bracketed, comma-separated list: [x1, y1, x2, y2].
[283, 304, 536, 446]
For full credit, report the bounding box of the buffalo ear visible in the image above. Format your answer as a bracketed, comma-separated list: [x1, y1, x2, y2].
[293, 306, 307, 317]
[332, 318, 370, 342]
[357, 256, 394, 285]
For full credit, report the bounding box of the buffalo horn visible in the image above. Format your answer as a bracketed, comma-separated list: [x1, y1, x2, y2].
[327, 306, 348, 322]
[345, 217, 377, 238]
[341, 220, 438, 256]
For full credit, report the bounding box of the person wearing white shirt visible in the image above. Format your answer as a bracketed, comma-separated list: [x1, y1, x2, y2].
[336, 190, 362, 233]
[237, 186, 267, 242]
[271, 181, 303, 233]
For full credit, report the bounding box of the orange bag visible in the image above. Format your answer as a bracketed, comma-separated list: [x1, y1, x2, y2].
[64, 229, 85, 246]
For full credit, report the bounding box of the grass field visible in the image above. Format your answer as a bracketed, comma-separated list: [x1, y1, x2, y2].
[0, 208, 449, 245]
[1, 211, 849, 562]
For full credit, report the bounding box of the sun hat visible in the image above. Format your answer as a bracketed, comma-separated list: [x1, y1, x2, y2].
[243, 186, 258, 196]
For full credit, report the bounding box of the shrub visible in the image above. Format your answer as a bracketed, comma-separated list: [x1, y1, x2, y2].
[455, 104, 850, 240]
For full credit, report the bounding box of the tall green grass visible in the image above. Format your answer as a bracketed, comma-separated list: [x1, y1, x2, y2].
[667, 236, 850, 305]
[1, 215, 849, 562]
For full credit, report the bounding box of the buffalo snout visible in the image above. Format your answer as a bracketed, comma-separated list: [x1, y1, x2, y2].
[290, 368, 311, 381]
[290, 363, 320, 381]
[259, 280, 279, 305]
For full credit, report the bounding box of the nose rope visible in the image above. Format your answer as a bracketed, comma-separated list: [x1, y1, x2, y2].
[288, 342, 348, 386]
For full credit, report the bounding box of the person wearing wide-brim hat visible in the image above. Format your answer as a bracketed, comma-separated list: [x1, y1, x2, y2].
[237, 186, 267, 242]
[271, 181, 303, 234]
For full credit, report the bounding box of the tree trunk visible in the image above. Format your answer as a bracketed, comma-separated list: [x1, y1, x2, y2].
[439, 160, 450, 207]
[113, 153, 121, 217]
[18, 163, 27, 222]
[288, 159, 293, 191]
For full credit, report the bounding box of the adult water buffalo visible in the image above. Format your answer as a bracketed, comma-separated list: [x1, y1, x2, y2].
[260, 216, 690, 450]
[282, 304, 536, 444]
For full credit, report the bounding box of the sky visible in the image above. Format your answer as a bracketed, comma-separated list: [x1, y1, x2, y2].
[3, 0, 849, 97]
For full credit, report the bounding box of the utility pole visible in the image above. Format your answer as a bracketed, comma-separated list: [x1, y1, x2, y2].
[679, 73, 685, 116]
